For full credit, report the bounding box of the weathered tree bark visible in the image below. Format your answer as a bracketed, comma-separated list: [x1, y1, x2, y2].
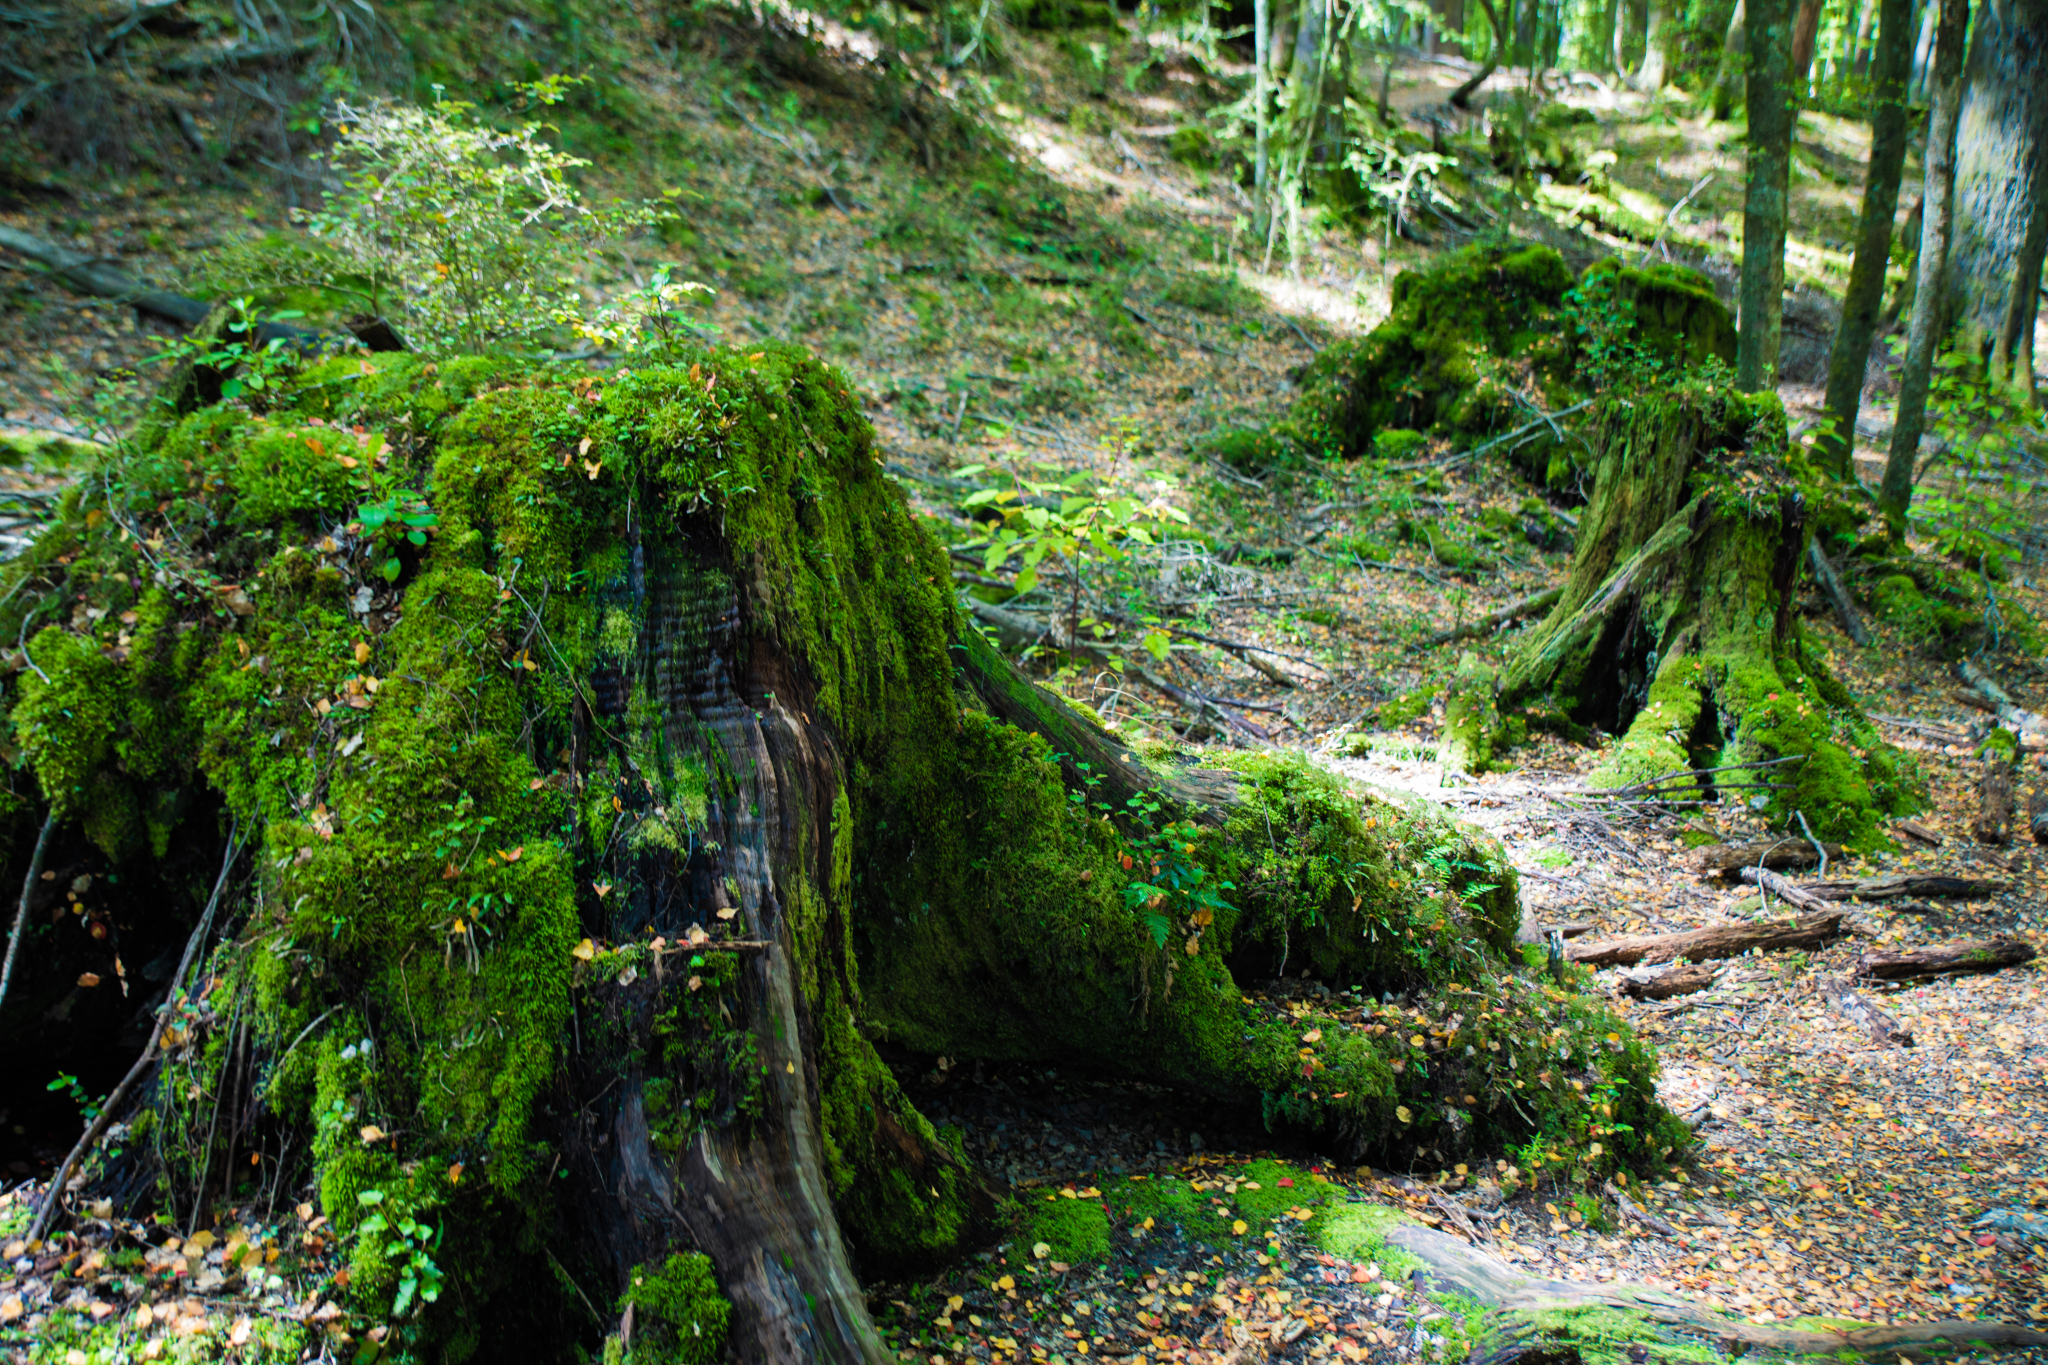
[1710, 0, 1748, 120]
[1796, 871, 2008, 898]
[1567, 911, 1847, 967]
[1816, 0, 1916, 475]
[1879, 0, 1971, 529]
[1857, 937, 2037, 978]
[1807, 538, 1872, 643]
[1821, 976, 1914, 1045]
[1737, 0, 1796, 390]
[1943, 0, 2048, 364]
[1739, 864, 1838, 910]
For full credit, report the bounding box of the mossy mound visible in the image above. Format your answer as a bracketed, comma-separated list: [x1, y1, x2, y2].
[1576, 259, 1737, 371]
[1283, 242, 1577, 458]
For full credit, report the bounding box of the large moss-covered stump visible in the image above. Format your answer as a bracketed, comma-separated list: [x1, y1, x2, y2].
[1, 344, 1681, 1364]
[1451, 378, 1918, 841]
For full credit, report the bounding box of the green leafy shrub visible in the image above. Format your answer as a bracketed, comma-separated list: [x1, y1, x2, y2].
[617, 1253, 730, 1365]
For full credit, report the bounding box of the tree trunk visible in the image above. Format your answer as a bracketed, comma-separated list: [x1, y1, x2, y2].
[1479, 379, 1913, 841]
[1737, 0, 1796, 391]
[1567, 911, 1850, 968]
[1255, 0, 1272, 207]
[1942, 0, 2048, 363]
[1633, 0, 1670, 89]
[1450, 0, 1507, 107]
[1, 343, 1678, 1363]
[1879, 0, 1971, 529]
[1816, 0, 1916, 475]
[1710, 0, 1748, 120]
[1989, 48, 2048, 392]
[1790, 0, 1826, 81]
[1909, 0, 1938, 98]
[1856, 937, 2037, 977]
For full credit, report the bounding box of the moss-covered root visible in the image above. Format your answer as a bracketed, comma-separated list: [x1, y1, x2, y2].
[1439, 652, 1504, 783]
[1381, 1217, 2048, 1361]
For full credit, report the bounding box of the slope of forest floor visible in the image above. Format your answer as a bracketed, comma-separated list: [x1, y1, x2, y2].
[2, 8, 2047, 1363]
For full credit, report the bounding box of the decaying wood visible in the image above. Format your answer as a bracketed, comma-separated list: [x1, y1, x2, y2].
[1736, 865, 1835, 912]
[1973, 756, 2015, 846]
[1820, 977, 1915, 1046]
[1896, 819, 1944, 846]
[1603, 1181, 1677, 1236]
[1856, 937, 2036, 980]
[1795, 872, 2009, 901]
[2031, 787, 2048, 846]
[1617, 961, 1718, 1000]
[1415, 588, 1564, 650]
[1687, 838, 1843, 875]
[1566, 911, 1845, 968]
[1383, 1220, 2048, 1357]
[1958, 659, 2048, 739]
[1806, 539, 1871, 645]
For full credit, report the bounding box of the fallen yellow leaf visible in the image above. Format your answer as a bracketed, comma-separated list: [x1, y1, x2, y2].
[572, 938, 596, 961]
[1301, 1028, 1322, 1044]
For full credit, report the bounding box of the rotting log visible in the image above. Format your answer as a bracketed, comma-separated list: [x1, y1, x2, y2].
[1738, 864, 1835, 911]
[1617, 961, 1718, 1000]
[1856, 938, 2037, 980]
[1686, 838, 1843, 875]
[1821, 977, 1915, 1046]
[1383, 1219, 2048, 1357]
[0, 341, 1683, 1364]
[2031, 787, 2048, 846]
[1567, 912, 1846, 968]
[1797, 872, 2008, 900]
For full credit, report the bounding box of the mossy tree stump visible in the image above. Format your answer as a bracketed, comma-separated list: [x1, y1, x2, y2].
[1446, 377, 1918, 842]
[0, 344, 1681, 1363]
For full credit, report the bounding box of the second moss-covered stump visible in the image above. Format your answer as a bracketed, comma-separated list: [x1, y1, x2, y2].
[1444, 377, 1919, 841]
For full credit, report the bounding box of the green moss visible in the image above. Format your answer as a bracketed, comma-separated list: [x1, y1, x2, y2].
[19, 1309, 309, 1364]
[1024, 1191, 1113, 1264]
[1308, 1202, 1423, 1275]
[1284, 243, 1578, 457]
[1577, 259, 1737, 370]
[618, 1252, 730, 1365]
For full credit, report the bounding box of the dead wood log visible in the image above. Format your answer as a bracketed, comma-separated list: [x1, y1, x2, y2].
[1415, 588, 1564, 650]
[1567, 911, 1845, 968]
[1973, 756, 2015, 846]
[1820, 977, 1914, 1046]
[1895, 819, 1944, 846]
[1806, 539, 1870, 645]
[1958, 659, 2048, 739]
[1687, 839, 1843, 876]
[1736, 865, 1835, 911]
[1383, 1221, 2048, 1357]
[1856, 938, 2036, 980]
[1795, 872, 2009, 900]
[2031, 787, 2048, 846]
[1617, 961, 1718, 999]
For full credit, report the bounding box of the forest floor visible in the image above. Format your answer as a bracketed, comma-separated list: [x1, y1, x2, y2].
[3, 10, 2048, 1364]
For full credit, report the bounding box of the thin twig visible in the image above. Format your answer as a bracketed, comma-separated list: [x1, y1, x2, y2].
[0, 808, 58, 1020]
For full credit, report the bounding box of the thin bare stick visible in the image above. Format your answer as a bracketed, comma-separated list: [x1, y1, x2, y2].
[0, 808, 57, 1020]
[30, 826, 242, 1242]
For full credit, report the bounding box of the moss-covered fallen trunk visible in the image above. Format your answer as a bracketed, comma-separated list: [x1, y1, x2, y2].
[1443, 377, 1920, 843]
[0, 342, 1683, 1362]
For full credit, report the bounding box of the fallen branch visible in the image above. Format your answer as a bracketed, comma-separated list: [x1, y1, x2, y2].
[1806, 540, 1871, 646]
[1737, 865, 1836, 913]
[1821, 977, 1914, 1046]
[1384, 1219, 2048, 1357]
[1687, 838, 1842, 876]
[2032, 786, 2048, 846]
[1855, 937, 2036, 980]
[31, 829, 244, 1242]
[1413, 588, 1562, 650]
[1382, 400, 1596, 473]
[0, 809, 58, 1019]
[1603, 1181, 1677, 1236]
[1795, 872, 2008, 901]
[1567, 910, 1846, 968]
[1958, 659, 2048, 739]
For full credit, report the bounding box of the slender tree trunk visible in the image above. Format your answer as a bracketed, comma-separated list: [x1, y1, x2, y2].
[1635, 0, 1670, 88]
[1611, 0, 1632, 74]
[1712, 0, 1749, 119]
[1879, 0, 1972, 528]
[1738, 0, 1797, 391]
[1817, 0, 1916, 474]
[1450, 0, 1506, 106]
[1909, 0, 1937, 97]
[1255, 0, 1272, 212]
[1947, 0, 2048, 368]
[1791, 0, 1826, 81]
[1990, 109, 2048, 393]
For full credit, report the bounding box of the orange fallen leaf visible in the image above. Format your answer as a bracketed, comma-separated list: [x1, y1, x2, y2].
[572, 938, 595, 961]
[77, 972, 101, 987]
